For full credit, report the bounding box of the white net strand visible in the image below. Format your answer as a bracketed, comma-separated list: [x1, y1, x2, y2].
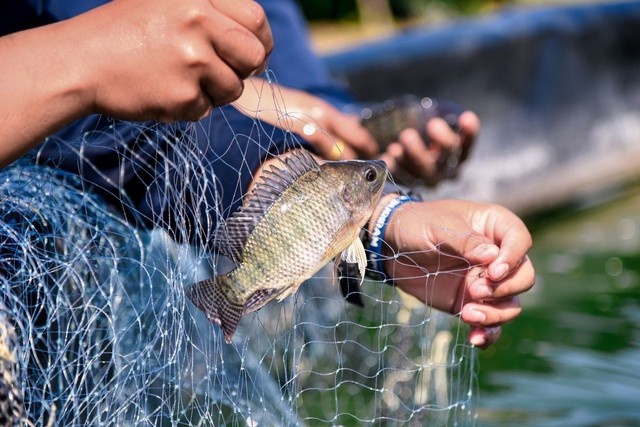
[0, 80, 480, 426]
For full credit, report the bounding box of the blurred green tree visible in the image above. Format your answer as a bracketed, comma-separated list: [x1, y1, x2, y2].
[296, 0, 513, 22]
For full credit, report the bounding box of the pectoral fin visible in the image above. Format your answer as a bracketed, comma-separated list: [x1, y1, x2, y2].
[245, 288, 281, 313]
[340, 237, 367, 283]
[335, 237, 368, 306]
[338, 260, 365, 307]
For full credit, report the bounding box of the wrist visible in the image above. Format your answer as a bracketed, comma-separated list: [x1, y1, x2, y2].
[365, 194, 419, 281]
[28, 18, 98, 120]
[0, 22, 95, 165]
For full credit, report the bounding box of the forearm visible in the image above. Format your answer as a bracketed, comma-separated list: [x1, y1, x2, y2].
[258, 0, 356, 110]
[0, 20, 95, 166]
[0, 0, 274, 169]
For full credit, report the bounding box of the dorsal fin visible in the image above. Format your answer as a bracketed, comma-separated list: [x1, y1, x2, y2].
[215, 149, 319, 262]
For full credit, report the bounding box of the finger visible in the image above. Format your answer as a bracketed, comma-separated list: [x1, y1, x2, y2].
[460, 297, 522, 328]
[210, 0, 273, 59]
[458, 111, 480, 141]
[489, 255, 535, 299]
[327, 114, 378, 158]
[315, 137, 359, 161]
[164, 93, 212, 122]
[457, 111, 480, 163]
[297, 119, 359, 160]
[469, 326, 502, 349]
[483, 207, 533, 282]
[199, 51, 246, 107]
[207, 3, 270, 79]
[465, 242, 500, 266]
[397, 128, 437, 178]
[438, 240, 502, 307]
[426, 117, 460, 151]
[378, 142, 404, 175]
[465, 253, 534, 301]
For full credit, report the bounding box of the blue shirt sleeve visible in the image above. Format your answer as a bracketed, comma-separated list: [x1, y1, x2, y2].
[35, 108, 313, 245]
[258, 0, 359, 112]
[40, 0, 108, 20]
[5, 0, 335, 245]
[0, 0, 360, 112]
[0, 0, 110, 35]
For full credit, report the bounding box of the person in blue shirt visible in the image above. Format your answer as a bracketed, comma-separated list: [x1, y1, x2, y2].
[255, 0, 480, 184]
[0, 0, 534, 348]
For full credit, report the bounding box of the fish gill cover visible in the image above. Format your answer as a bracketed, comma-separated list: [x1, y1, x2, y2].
[0, 79, 478, 426]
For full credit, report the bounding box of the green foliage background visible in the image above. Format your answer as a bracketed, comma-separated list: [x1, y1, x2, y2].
[296, 0, 514, 21]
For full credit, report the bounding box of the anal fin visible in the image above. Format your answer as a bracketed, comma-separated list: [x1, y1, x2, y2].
[245, 288, 281, 314]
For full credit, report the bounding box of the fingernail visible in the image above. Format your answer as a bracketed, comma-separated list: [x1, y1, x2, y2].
[472, 280, 493, 299]
[492, 263, 509, 280]
[473, 244, 490, 255]
[469, 334, 486, 347]
[464, 307, 486, 323]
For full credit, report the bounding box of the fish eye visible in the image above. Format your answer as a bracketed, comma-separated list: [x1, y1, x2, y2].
[364, 168, 377, 182]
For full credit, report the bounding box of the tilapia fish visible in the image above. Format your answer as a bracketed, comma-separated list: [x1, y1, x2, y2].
[185, 149, 387, 342]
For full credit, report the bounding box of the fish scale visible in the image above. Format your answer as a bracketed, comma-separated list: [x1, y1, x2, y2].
[185, 150, 387, 342]
[237, 178, 345, 300]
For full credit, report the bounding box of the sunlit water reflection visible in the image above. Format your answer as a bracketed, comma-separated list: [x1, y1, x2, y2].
[478, 184, 640, 426]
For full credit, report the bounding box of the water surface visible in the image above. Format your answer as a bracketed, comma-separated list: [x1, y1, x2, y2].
[478, 185, 640, 426]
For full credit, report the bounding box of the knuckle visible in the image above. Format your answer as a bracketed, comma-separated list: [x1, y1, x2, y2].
[225, 31, 266, 78]
[245, 41, 267, 72]
[210, 78, 243, 107]
[181, 4, 208, 28]
[225, 80, 244, 104]
[242, 1, 273, 54]
[174, 2, 209, 29]
[170, 84, 204, 113]
[179, 44, 211, 70]
[244, 1, 267, 32]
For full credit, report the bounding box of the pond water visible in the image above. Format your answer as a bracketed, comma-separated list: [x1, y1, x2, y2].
[477, 184, 640, 426]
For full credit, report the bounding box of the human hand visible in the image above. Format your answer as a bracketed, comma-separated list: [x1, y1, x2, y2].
[375, 197, 534, 349]
[233, 78, 378, 160]
[0, 0, 272, 163]
[77, 0, 272, 122]
[236, 84, 478, 185]
[379, 111, 479, 186]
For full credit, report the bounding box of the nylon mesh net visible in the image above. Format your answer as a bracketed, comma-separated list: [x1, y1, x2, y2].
[0, 79, 478, 426]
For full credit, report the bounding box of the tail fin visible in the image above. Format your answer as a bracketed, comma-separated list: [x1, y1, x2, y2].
[184, 275, 244, 343]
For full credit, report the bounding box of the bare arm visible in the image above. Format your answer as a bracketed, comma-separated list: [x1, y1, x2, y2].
[0, 0, 272, 168]
[234, 78, 479, 184]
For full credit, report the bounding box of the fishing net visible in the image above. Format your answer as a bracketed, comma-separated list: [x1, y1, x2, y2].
[0, 78, 479, 426]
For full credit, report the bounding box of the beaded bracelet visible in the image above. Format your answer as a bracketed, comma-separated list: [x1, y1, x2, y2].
[366, 196, 419, 281]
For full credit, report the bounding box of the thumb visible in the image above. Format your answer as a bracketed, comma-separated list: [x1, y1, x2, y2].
[465, 242, 500, 266]
[327, 113, 379, 159]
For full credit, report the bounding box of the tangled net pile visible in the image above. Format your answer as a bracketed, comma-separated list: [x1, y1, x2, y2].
[0, 83, 478, 426]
